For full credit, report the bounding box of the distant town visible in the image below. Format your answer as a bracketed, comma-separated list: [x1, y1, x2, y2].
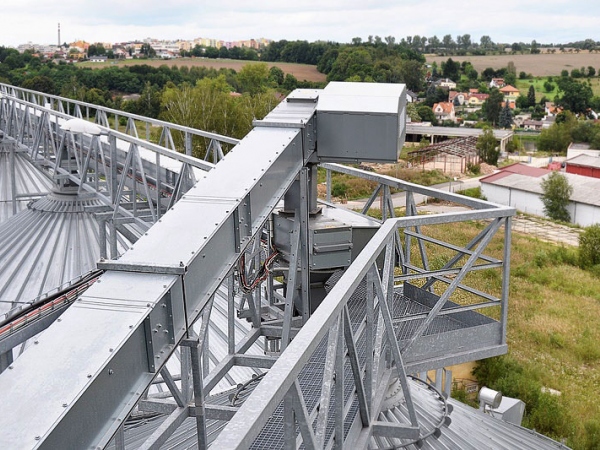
[13, 35, 272, 61]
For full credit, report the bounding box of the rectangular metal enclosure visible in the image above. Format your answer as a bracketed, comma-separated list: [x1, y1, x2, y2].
[316, 82, 406, 163]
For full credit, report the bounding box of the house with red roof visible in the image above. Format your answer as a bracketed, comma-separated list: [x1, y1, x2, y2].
[467, 93, 489, 107]
[499, 85, 521, 105]
[432, 102, 456, 122]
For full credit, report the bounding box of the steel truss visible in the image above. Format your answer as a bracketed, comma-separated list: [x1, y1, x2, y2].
[0, 84, 517, 449]
[0, 85, 239, 252]
[212, 200, 513, 449]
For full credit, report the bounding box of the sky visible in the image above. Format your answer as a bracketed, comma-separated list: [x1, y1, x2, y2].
[1, 0, 600, 48]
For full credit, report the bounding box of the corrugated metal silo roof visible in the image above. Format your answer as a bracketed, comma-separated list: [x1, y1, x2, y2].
[0, 189, 129, 320]
[0, 142, 52, 224]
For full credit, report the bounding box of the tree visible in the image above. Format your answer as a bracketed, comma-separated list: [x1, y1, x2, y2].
[540, 172, 573, 222]
[579, 225, 600, 268]
[480, 35, 493, 49]
[556, 77, 593, 113]
[476, 127, 500, 165]
[505, 61, 517, 86]
[237, 63, 270, 95]
[417, 105, 437, 125]
[140, 43, 156, 58]
[123, 82, 161, 118]
[268, 66, 284, 86]
[441, 58, 460, 81]
[588, 66, 596, 77]
[504, 71, 516, 87]
[282, 73, 298, 91]
[527, 85, 536, 107]
[22, 75, 55, 94]
[406, 102, 420, 122]
[442, 34, 455, 49]
[482, 88, 504, 125]
[498, 101, 513, 128]
[397, 59, 425, 92]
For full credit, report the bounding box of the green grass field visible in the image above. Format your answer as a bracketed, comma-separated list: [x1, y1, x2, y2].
[516, 76, 600, 103]
[422, 220, 600, 447]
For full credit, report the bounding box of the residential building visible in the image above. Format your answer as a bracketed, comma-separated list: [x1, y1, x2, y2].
[467, 93, 489, 107]
[406, 90, 418, 103]
[436, 78, 457, 90]
[88, 55, 107, 63]
[544, 102, 562, 116]
[499, 85, 521, 105]
[432, 102, 456, 122]
[490, 78, 506, 88]
[523, 119, 543, 131]
[449, 91, 467, 105]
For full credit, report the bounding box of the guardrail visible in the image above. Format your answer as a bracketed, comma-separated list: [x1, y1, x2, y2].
[0, 83, 240, 162]
[212, 195, 514, 448]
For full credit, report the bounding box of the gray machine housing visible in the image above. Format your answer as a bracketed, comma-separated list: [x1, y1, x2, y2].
[316, 81, 406, 163]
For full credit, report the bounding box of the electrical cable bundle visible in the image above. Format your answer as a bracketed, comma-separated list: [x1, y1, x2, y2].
[238, 244, 278, 293]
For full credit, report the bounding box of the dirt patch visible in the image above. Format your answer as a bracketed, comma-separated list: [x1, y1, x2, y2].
[427, 51, 600, 77]
[80, 58, 327, 83]
[479, 163, 496, 175]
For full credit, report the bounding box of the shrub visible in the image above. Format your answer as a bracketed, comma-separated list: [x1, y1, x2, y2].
[466, 162, 481, 174]
[526, 392, 572, 438]
[331, 181, 348, 198]
[458, 186, 486, 200]
[579, 224, 600, 269]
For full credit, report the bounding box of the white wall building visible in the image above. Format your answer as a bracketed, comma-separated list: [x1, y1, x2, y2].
[481, 164, 600, 227]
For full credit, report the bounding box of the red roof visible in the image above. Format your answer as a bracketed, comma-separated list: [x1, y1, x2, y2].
[480, 163, 551, 183]
[500, 85, 520, 93]
[432, 102, 454, 114]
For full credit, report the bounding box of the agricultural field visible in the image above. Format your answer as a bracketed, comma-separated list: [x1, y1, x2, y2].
[427, 51, 600, 77]
[78, 58, 327, 82]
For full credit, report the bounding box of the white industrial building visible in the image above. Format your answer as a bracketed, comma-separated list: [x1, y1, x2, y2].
[481, 163, 600, 227]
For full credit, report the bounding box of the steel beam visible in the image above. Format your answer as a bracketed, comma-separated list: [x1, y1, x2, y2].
[0, 122, 308, 448]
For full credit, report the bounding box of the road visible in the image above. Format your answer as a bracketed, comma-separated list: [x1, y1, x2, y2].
[343, 176, 485, 210]
[339, 176, 582, 247]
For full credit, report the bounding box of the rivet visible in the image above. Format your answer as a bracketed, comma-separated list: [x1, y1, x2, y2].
[108, 369, 114, 375]
[109, 348, 114, 352]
